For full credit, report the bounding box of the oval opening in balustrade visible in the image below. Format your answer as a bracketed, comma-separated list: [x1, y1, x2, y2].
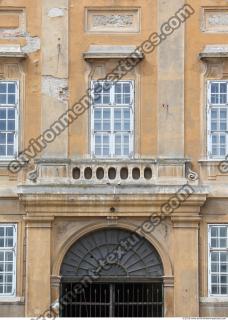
[72, 167, 80, 180]
[96, 167, 104, 180]
[120, 167, 128, 180]
[108, 167, 116, 180]
[144, 167, 152, 180]
[84, 167, 92, 180]
[132, 167, 140, 180]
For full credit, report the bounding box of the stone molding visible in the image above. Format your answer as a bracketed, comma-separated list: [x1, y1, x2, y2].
[23, 216, 54, 228]
[85, 7, 140, 33]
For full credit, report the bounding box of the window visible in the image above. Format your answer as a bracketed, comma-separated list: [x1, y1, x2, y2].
[91, 81, 134, 158]
[208, 225, 228, 296]
[0, 224, 17, 296]
[0, 81, 19, 158]
[207, 81, 228, 158]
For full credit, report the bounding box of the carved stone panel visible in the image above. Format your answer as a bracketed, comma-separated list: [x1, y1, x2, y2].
[86, 8, 140, 33]
[202, 8, 228, 32]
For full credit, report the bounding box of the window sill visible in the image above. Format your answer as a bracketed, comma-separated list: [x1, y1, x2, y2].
[0, 296, 24, 303]
[200, 296, 228, 303]
[0, 159, 16, 167]
[198, 159, 226, 163]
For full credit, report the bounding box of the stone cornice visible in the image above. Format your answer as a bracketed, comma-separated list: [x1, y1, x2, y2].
[18, 185, 208, 216]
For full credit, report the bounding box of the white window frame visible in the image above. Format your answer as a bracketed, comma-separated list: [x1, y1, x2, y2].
[0, 224, 17, 297]
[208, 224, 228, 296]
[91, 80, 134, 159]
[0, 81, 19, 160]
[207, 80, 228, 159]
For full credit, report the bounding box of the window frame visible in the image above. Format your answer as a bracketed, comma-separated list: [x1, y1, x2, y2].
[0, 224, 17, 297]
[91, 80, 134, 159]
[208, 224, 228, 297]
[0, 80, 19, 160]
[207, 80, 228, 159]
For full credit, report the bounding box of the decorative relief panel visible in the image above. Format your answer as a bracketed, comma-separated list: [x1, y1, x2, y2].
[86, 8, 140, 33]
[202, 8, 228, 32]
[0, 8, 26, 33]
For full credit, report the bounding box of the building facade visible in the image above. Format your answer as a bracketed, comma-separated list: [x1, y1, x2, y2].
[0, 0, 228, 317]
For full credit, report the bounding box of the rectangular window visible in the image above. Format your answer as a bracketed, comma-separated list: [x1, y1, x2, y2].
[91, 81, 134, 158]
[208, 81, 228, 158]
[208, 225, 228, 296]
[0, 224, 17, 296]
[0, 81, 19, 158]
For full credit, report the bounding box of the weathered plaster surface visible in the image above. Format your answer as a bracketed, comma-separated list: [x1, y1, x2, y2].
[42, 76, 68, 103]
[48, 8, 65, 18]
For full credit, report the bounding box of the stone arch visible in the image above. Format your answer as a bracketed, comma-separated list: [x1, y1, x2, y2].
[52, 222, 173, 277]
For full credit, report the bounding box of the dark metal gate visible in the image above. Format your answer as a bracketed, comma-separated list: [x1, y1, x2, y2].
[60, 282, 163, 317]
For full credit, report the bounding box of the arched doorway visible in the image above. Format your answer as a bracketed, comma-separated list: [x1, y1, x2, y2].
[60, 228, 164, 317]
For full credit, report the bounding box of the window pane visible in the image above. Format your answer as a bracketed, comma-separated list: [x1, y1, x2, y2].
[211, 275, 219, 284]
[5, 274, 12, 283]
[220, 263, 228, 272]
[94, 121, 101, 131]
[115, 83, 121, 93]
[221, 286, 228, 294]
[7, 146, 14, 156]
[0, 145, 6, 156]
[212, 285, 219, 294]
[8, 95, 15, 105]
[211, 121, 217, 131]
[124, 94, 131, 104]
[123, 83, 130, 93]
[211, 252, 219, 261]
[8, 83, 16, 94]
[115, 94, 122, 104]
[7, 133, 14, 144]
[0, 95, 6, 104]
[6, 285, 12, 294]
[220, 94, 227, 104]
[220, 275, 228, 284]
[0, 120, 6, 130]
[0, 133, 6, 144]
[220, 227, 227, 237]
[95, 147, 101, 156]
[0, 109, 6, 119]
[103, 95, 110, 104]
[94, 93, 101, 104]
[8, 120, 15, 131]
[5, 263, 13, 272]
[5, 238, 13, 247]
[0, 84, 6, 93]
[211, 83, 219, 93]
[211, 94, 219, 104]
[8, 109, 15, 120]
[211, 227, 218, 237]
[220, 252, 228, 262]
[220, 83, 227, 93]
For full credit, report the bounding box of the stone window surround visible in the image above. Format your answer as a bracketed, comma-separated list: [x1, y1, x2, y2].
[0, 45, 26, 166]
[199, 46, 228, 161]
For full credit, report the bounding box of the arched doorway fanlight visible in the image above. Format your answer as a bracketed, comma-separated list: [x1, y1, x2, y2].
[60, 228, 164, 317]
